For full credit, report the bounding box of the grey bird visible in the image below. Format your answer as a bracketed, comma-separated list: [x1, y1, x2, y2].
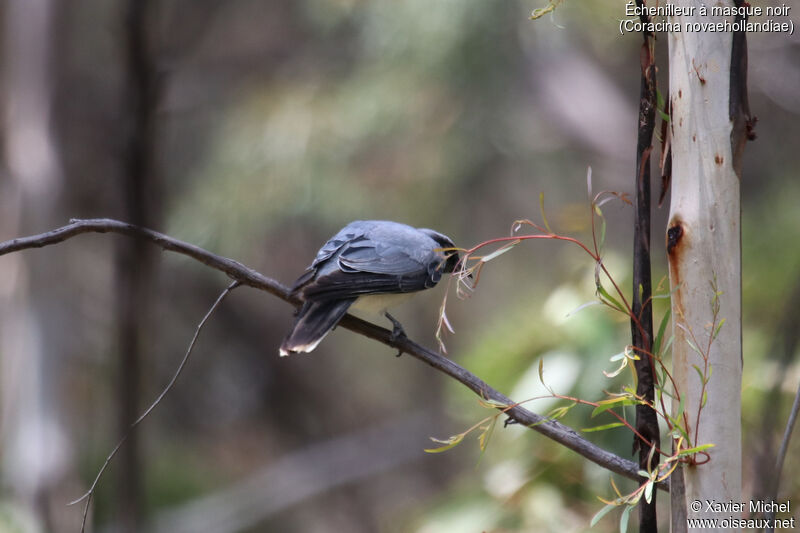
[279, 220, 460, 356]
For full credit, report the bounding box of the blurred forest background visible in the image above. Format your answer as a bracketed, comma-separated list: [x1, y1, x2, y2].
[1, 1, 799, 532]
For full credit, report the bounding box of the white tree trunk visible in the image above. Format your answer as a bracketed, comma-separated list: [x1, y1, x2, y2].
[668, 2, 744, 531]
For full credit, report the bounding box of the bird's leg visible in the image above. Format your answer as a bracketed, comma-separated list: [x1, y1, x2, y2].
[293, 301, 308, 318]
[385, 312, 407, 345]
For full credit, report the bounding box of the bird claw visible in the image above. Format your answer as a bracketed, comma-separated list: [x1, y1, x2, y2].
[385, 312, 407, 344]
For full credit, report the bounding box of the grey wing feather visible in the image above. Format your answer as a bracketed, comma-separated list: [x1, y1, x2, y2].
[338, 220, 439, 274]
[290, 223, 366, 292]
[310, 227, 362, 267]
[293, 221, 446, 301]
[339, 242, 427, 275]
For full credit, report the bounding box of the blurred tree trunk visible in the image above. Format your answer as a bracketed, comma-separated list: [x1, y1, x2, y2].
[0, 0, 65, 529]
[667, 2, 750, 530]
[631, 25, 658, 533]
[115, 0, 161, 530]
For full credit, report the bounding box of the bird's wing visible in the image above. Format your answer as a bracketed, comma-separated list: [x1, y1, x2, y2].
[289, 224, 362, 293]
[339, 240, 427, 274]
[298, 223, 447, 301]
[300, 270, 431, 301]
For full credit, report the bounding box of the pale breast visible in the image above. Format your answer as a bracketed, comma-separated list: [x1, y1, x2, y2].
[348, 292, 417, 320]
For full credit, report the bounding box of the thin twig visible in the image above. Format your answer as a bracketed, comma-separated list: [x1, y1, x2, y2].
[761, 276, 800, 531]
[776, 378, 800, 479]
[0, 218, 667, 491]
[69, 280, 241, 532]
[767, 379, 800, 532]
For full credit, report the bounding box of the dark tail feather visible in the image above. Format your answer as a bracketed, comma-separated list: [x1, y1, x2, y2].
[279, 299, 355, 356]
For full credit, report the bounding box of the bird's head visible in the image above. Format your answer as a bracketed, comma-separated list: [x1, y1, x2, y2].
[419, 228, 461, 274]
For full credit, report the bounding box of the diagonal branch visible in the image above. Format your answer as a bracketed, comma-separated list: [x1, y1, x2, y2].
[0, 217, 668, 491]
[72, 280, 241, 533]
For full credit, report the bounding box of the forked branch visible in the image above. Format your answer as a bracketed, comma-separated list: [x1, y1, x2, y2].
[0, 218, 669, 492]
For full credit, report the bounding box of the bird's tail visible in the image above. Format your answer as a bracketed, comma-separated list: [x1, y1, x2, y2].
[279, 299, 355, 356]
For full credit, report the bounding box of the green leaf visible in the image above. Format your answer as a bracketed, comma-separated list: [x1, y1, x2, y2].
[653, 309, 671, 356]
[591, 397, 639, 418]
[538, 358, 545, 385]
[582, 422, 626, 432]
[477, 397, 510, 409]
[692, 364, 705, 384]
[478, 417, 498, 452]
[677, 443, 715, 456]
[548, 402, 576, 420]
[685, 338, 702, 355]
[713, 318, 726, 340]
[676, 394, 686, 419]
[656, 365, 666, 388]
[669, 420, 689, 442]
[620, 504, 634, 533]
[659, 386, 675, 400]
[591, 502, 617, 527]
[656, 89, 671, 122]
[661, 335, 674, 356]
[701, 389, 708, 407]
[530, 0, 562, 20]
[425, 434, 464, 453]
[596, 281, 627, 314]
[480, 242, 517, 263]
[647, 443, 657, 469]
[599, 217, 607, 250]
[644, 480, 654, 504]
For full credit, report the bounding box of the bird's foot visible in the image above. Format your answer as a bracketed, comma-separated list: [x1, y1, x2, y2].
[385, 312, 407, 345]
[504, 418, 519, 428]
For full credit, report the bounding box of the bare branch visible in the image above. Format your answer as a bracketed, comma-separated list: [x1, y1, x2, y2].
[766, 380, 800, 533]
[0, 218, 288, 299]
[775, 380, 800, 490]
[71, 280, 241, 533]
[0, 218, 667, 491]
